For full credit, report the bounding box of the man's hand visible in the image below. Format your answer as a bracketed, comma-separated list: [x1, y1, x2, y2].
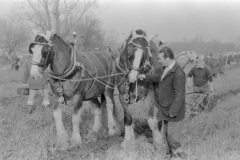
[22, 84, 28, 88]
[137, 74, 146, 80]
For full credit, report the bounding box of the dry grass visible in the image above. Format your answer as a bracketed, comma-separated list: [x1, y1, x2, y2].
[1, 63, 240, 160]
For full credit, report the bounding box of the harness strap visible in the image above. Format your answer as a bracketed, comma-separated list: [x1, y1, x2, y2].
[77, 52, 98, 97]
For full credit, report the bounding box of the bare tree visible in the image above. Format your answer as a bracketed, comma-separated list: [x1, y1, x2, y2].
[104, 29, 119, 48]
[73, 15, 104, 50]
[12, 0, 100, 37]
[0, 19, 29, 55]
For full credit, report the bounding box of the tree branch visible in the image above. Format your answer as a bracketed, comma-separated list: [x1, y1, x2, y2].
[27, 0, 48, 28]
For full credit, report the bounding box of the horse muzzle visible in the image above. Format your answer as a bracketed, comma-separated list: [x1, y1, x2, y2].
[128, 70, 139, 83]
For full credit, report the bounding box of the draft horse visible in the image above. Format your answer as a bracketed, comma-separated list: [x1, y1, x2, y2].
[29, 30, 122, 150]
[115, 29, 164, 148]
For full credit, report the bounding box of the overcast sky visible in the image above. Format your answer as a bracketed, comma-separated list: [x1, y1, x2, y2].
[98, 0, 240, 43]
[0, 0, 240, 43]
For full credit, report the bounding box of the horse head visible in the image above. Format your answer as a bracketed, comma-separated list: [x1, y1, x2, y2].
[29, 29, 70, 79]
[120, 29, 155, 83]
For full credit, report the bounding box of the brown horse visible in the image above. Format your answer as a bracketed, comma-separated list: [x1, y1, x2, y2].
[29, 30, 122, 150]
[115, 29, 164, 149]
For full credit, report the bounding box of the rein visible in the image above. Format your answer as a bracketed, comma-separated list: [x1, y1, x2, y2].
[44, 68, 127, 89]
[43, 49, 128, 90]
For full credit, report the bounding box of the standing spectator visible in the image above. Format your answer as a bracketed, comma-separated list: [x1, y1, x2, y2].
[187, 55, 214, 93]
[230, 54, 235, 64]
[137, 47, 187, 159]
[209, 56, 220, 78]
[22, 54, 50, 114]
[236, 53, 240, 67]
[204, 54, 212, 69]
[219, 55, 226, 75]
[10, 52, 20, 71]
[227, 54, 231, 65]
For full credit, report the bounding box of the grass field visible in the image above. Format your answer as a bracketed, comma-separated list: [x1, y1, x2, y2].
[1, 62, 240, 160]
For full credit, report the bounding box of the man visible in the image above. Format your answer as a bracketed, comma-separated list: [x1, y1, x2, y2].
[187, 55, 213, 93]
[204, 53, 211, 69]
[209, 55, 220, 78]
[137, 47, 187, 159]
[10, 52, 20, 71]
[236, 53, 240, 67]
[218, 55, 226, 75]
[22, 54, 50, 114]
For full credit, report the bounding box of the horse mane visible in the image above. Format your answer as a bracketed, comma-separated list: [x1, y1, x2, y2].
[52, 34, 70, 48]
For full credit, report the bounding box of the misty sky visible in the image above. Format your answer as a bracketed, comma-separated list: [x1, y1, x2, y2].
[0, 0, 240, 43]
[98, 0, 240, 43]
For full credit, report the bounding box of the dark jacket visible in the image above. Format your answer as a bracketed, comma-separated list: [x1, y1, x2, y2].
[209, 59, 220, 74]
[145, 62, 186, 122]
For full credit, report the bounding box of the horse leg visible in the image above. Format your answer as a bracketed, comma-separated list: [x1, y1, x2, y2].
[87, 98, 103, 141]
[104, 88, 122, 137]
[119, 93, 135, 149]
[143, 88, 164, 146]
[70, 94, 83, 148]
[52, 96, 70, 150]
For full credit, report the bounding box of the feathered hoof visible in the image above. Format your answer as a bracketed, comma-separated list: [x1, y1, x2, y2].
[56, 140, 70, 151]
[108, 126, 121, 138]
[120, 140, 135, 150]
[27, 105, 35, 114]
[87, 131, 99, 142]
[56, 135, 70, 151]
[70, 134, 82, 149]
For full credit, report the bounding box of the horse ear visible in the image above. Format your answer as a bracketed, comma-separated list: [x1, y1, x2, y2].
[31, 29, 38, 42]
[146, 33, 156, 44]
[131, 28, 138, 39]
[44, 30, 53, 41]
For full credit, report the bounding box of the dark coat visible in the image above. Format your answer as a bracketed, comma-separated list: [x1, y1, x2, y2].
[209, 59, 220, 74]
[219, 56, 226, 73]
[145, 62, 186, 122]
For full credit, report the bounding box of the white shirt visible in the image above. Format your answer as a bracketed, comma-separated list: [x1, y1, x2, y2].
[196, 65, 204, 69]
[161, 61, 176, 80]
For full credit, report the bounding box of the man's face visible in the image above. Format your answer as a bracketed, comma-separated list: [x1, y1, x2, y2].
[196, 61, 204, 67]
[158, 52, 168, 66]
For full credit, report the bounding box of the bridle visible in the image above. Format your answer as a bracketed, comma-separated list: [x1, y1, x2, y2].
[118, 33, 151, 73]
[29, 35, 54, 70]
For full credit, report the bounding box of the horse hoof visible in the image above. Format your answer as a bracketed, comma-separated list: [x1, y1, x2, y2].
[87, 131, 99, 142]
[56, 135, 70, 150]
[56, 142, 70, 151]
[153, 135, 164, 145]
[69, 142, 81, 150]
[27, 105, 34, 114]
[120, 140, 134, 150]
[108, 126, 121, 138]
[70, 137, 82, 148]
